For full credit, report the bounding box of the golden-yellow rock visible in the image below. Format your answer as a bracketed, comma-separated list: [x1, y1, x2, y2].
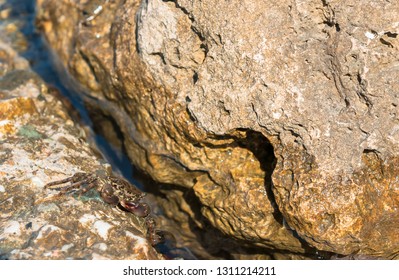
[0, 97, 38, 120]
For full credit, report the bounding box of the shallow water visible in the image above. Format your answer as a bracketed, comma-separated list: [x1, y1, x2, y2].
[20, 0, 136, 182]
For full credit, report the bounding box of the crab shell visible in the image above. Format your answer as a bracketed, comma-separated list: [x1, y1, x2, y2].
[121, 201, 150, 217]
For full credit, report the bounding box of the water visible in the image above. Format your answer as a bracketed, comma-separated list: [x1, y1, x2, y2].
[20, 1, 136, 181]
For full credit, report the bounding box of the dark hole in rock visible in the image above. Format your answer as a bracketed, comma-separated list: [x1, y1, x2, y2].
[233, 130, 282, 225]
[234, 130, 336, 259]
[192, 72, 199, 84]
[385, 32, 398, 38]
[379, 38, 394, 48]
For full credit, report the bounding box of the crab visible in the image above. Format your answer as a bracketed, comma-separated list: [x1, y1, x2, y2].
[44, 170, 164, 246]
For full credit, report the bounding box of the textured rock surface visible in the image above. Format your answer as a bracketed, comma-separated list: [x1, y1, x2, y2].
[37, 0, 399, 259]
[0, 1, 162, 260]
[0, 69, 162, 260]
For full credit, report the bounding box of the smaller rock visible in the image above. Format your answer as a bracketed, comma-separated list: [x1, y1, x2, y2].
[0, 37, 163, 259]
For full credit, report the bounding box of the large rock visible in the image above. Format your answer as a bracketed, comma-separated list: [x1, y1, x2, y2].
[36, 0, 399, 258]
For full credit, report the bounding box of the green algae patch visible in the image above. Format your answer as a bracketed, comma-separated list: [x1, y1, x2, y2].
[18, 125, 42, 139]
[73, 188, 103, 203]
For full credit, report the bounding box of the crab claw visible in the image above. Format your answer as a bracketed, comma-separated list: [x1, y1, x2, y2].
[100, 184, 119, 205]
[121, 201, 150, 217]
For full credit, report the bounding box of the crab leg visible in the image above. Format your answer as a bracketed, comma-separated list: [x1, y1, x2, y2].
[44, 177, 74, 188]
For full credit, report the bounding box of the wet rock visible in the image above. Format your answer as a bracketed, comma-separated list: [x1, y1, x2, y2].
[0, 3, 162, 260]
[36, 0, 399, 259]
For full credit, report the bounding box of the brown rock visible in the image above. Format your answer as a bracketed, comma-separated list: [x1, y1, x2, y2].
[0, 96, 38, 119]
[36, 0, 399, 259]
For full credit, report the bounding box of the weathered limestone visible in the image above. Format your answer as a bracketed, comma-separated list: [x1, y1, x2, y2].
[36, 0, 399, 258]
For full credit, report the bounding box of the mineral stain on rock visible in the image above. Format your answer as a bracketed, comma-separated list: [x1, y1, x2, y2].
[17, 124, 43, 139]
